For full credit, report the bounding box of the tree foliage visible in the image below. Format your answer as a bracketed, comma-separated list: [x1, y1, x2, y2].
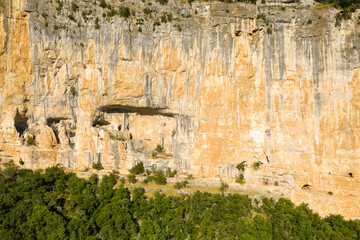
[0, 164, 359, 239]
[129, 162, 144, 175]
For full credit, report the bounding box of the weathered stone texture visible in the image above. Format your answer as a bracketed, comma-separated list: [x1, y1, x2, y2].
[1, 0, 360, 218]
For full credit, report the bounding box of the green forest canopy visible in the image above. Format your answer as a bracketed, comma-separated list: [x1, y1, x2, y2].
[0, 163, 359, 240]
[315, 0, 359, 9]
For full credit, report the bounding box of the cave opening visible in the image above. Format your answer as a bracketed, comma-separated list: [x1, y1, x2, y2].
[14, 111, 28, 136]
[92, 114, 110, 127]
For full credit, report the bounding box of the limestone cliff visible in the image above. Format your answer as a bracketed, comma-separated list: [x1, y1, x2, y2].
[1, 0, 360, 218]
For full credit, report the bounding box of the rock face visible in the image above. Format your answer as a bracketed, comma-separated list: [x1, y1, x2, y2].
[1, 0, 360, 218]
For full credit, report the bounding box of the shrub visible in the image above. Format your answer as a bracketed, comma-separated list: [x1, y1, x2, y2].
[174, 181, 182, 189]
[19, 159, 24, 166]
[119, 6, 130, 18]
[187, 174, 194, 180]
[175, 24, 182, 31]
[70, 86, 76, 95]
[143, 8, 151, 15]
[69, 142, 75, 149]
[220, 181, 229, 193]
[156, 0, 169, 5]
[153, 168, 164, 176]
[236, 163, 245, 172]
[154, 175, 167, 185]
[129, 162, 145, 175]
[266, 27, 272, 34]
[155, 144, 163, 153]
[236, 174, 245, 184]
[99, 0, 107, 8]
[95, 24, 100, 30]
[143, 169, 167, 185]
[127, 173, 137, 183]
[68, 15, 76, 22]
[107, 9, 117, 17]
[307, 19, 312, 24]
[45, 22, 48, 27]
[153, 21, 161, 29]
[160, 14, 167, 23]
[56, 0, 63, 12]
[166, 167, 177, 177]
[144, 176, 155, 184]
[27, 136, 36, 146]
[152, 151, 157, 157]
[119, 177, 125, 184]
[335, 19, 341, 27]
[253, 162, 261, 170]
[117, 134, 126, 141]
[174, 180, 189, 189]
[92, 162, 104, 170]
[136, 18, 144, 25]
[71, 3, 79, 12]
[328, 191, 334, 195]
[110, 133, 126, 141]
[274, 181, 279, 186]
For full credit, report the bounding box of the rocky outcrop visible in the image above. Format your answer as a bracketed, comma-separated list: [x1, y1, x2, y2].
[1, 0, 360, 218]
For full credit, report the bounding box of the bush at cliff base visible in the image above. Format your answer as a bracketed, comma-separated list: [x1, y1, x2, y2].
[0, 162, 359, 239]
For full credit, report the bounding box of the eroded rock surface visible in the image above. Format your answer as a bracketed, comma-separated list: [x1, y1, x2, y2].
[1, 0, 360, 218]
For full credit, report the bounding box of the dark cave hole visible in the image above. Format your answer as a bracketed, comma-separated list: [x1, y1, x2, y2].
[92, 119, 111, 127]
[46, 117, 68, 125]
[14, 112, 28, 136]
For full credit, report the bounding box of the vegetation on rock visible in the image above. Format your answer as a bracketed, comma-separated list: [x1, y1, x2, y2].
[129, 162, 145, 175]
[253, 161, 261, 170]
[127, 173, 138, 183]
[315, 0, 360, 25]
[236, 173, 245, 184]
[219, 181, 229, 194]
[155, 144, 163, 153]
[26, 137, 36, 146]
[92, 162, 103, 170]
[174, 180, 189, 189]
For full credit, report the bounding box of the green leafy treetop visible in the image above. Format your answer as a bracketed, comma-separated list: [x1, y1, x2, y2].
[0, 165, 359, 239]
